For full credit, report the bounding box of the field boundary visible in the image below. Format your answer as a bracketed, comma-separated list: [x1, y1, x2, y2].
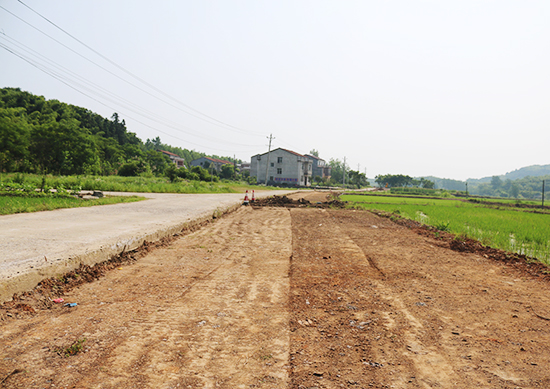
[369, 209, 550, 282]
[0, 202, 242, 303]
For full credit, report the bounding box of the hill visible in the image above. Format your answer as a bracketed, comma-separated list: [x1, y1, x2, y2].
[466, 164, 550, 184]
[421, 165, 549, 200]
[0, 87, 235, 176]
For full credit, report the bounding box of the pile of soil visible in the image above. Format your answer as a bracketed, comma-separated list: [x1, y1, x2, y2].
[251, 195, 345, 208]
[371, 210, 550, 283]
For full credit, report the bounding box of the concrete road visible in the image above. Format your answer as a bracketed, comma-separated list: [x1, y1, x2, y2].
[0, 190, 293, 302]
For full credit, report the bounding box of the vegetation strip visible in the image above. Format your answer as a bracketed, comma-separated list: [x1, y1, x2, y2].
[0, 193, 144, 215]
[343, 194, 550, 264]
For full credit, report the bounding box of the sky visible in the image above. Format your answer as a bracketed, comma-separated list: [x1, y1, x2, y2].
[1, 1, 549, 181]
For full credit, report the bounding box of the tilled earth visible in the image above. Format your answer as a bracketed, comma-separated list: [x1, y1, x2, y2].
[2, 193, 550, 388]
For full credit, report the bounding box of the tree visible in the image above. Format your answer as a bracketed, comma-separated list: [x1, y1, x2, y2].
[328, 158, 346, 184]
[30, 117, 98, 175]
[309, 149, 319, 157]
[347, 170, 368, 188]
[375, 174, 413, 188]
[0, 107, 30, 172]
[491, 176, 502, 189]
[220, 164, 234, 179]
[509, 183, 520, 198]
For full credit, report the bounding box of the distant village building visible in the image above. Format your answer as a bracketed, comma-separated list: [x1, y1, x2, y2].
[305, 154, 331, 181]
[159, 150, 186, 168]
[238, 162, 251, 174]
[190, 157, 233, 173]
[250, 148, 313, 186]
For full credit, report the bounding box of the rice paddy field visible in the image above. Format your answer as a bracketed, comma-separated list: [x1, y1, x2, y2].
[343, 194, 550, 264]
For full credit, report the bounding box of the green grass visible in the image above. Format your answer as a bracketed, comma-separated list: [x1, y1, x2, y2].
[0, 193, 145, 215]
[0, 173, 282, 194]
[343, 194, 550, 264]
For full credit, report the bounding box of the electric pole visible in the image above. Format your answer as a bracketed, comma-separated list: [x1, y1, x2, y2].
[543, 180, 546, 208]
[264, 134, 274, 185]
[342, 156, 346, 188]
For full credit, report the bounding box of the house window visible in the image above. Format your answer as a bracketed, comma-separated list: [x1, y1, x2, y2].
[277, 168, 282, 174]
[270, 176, 273, 181]
[270, 162, 274, 167]
[277, 157, 283, 163]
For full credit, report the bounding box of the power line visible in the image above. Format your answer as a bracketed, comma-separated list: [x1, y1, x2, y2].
[1, 3, 263, 136]
[16, 0, 259, 136]
[0, 36, 264, 150]
[0, 42, 261, 154]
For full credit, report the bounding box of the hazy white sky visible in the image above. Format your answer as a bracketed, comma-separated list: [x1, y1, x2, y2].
[1, 1, 549, 180]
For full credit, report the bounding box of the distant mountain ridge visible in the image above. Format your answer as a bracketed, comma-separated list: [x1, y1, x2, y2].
[417, 164, 549, 199]
[466, 164, 550, 184]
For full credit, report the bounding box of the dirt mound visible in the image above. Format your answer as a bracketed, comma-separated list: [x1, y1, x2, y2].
[371, 210, 550, 283]
[251, 195, 345, 208]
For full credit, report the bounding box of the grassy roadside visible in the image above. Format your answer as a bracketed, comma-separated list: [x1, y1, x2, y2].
[343, 193, 550, 264]
[0, 193, 145, 215]
[0, 173, 281, 194]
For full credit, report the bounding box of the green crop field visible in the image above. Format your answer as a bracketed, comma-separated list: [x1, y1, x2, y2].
[343, 194, 550, 264]
[0, 194, 144, 215]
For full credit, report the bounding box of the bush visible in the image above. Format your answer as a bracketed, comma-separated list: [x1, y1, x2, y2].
[118, 161, 141, 176]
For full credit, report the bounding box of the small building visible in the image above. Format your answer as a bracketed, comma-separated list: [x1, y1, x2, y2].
[250, 148, 312, 186]
[190, 157, 233, 173]
[237, 162, 251, 174]
[305, 154, 331, 181]
[159, 150, 186, 168]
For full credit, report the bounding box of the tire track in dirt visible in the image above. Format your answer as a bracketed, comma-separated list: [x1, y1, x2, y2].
[0, 207, 292, 389]
[335, 209, 550, 388]
[289, 208, 550, 388]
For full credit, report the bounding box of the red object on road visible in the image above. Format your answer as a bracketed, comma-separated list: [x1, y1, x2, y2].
[53, 298, 64, 303]
[243, 190, 250, 205]
[251, 190, 255, 202]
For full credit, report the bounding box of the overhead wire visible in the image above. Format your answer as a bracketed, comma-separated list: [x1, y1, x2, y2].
[1, 2, 310, 156]
[0, 42, 261, 153]
[0, 3, 264, 137]
[0, 32, 264, 149]
[15, 0, 261, 137]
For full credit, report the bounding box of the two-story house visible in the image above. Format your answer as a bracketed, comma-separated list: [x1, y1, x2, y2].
[304, 154, 331, 181]
[250, 148, 312, 186]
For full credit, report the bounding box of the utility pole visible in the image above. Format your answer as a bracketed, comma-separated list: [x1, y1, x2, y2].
[264, 134, 274, 185]
[342, 156, 346, 188]
[543, 180, 546, 208]
[465, 182, 468, 196]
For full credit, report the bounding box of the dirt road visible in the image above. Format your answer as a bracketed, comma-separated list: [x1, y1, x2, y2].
[2, 192, 550, 388]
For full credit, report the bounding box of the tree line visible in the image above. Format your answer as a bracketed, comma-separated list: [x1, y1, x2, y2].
[374, 174, 435, 189]
[0, 88, 237, 179]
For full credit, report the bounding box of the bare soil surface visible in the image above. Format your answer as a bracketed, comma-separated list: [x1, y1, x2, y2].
[2, 192, 550, 388]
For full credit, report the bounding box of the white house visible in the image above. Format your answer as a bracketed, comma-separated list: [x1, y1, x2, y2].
[159, 150, 186, 168]
[250, 148, 313, 186]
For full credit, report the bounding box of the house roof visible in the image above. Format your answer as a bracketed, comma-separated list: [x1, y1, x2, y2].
[304, 154, 325, 161]
[280, 148, 305, 157]
[196, 156, 232, 164]
[159, 150, 183, 158]
[253, 147, 306, 158]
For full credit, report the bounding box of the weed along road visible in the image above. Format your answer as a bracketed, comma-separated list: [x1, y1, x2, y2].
[2, 192, 550, 388]
[0, 190, 293, 303]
